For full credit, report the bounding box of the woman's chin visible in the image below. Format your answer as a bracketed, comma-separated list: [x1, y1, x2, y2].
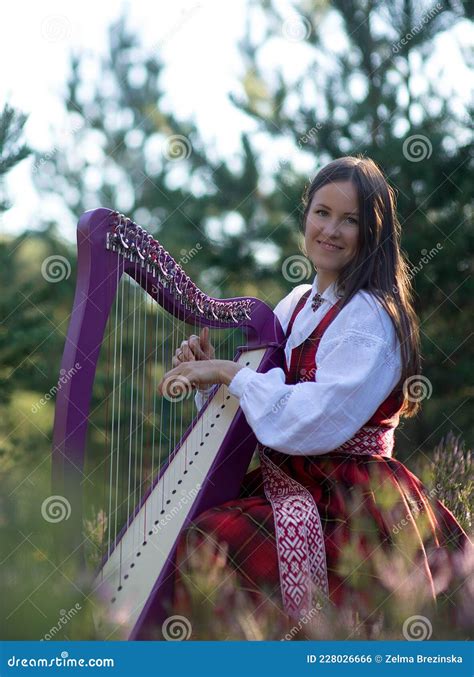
[310, 257, 340, 272]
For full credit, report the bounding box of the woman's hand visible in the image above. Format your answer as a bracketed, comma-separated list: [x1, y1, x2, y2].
[158, 359, 243, 400]
[172, 326, 215, 368]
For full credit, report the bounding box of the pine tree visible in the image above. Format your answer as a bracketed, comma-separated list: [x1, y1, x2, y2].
[0, 104, 30, 213]
[0, 105, 76, 469]
[227, 0, 474, 454]
[31, 4, 473, 455]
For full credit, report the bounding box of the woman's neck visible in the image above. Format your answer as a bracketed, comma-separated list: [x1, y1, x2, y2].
[316, 272, 337, 295]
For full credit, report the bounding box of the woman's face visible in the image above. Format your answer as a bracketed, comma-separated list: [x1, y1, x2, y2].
[304, 180, 360, 278]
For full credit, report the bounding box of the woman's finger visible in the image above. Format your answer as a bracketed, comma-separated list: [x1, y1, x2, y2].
[181, 343, 195, 361]
[176, 340, 194, 362]
[188, 334, 206, 360]
[199, 327, 215, 359]
[199, 327, 210, 352]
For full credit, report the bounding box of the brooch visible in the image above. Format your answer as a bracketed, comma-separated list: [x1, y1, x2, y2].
[311, 292, 324, 312]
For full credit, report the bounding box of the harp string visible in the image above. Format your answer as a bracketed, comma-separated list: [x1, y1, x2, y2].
[107, 257, 120, 560]
[114, 260, 126, 580]
[144, 292, 154, 543]
[137, 263, 145, 546]
[136, 265, 146, 556]
[133, 263, 141, 557]
[133, 266, 141, 554]
[127, 266, 137, 560]
[101, 260, 113, 575]
[139, 264, 148, 548]
[102, 257, 114, 567]
[118, 267, 129, 583]
[159, 305, 165, 514]
[117, 260, 127, 579]
[99, 262, 249, 574]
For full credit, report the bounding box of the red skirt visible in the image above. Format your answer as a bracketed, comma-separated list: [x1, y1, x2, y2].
[173, 451, 472, 635]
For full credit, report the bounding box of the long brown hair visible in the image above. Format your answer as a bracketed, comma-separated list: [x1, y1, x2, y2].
[301, 155, 421, 418]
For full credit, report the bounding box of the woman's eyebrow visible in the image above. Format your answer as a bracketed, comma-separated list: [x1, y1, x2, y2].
[315, 202, 359, 215]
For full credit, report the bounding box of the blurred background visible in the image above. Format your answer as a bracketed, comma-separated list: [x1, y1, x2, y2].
[0, 0, 473, 640]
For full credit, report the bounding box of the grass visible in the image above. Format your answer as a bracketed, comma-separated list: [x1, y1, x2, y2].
[1, 430, 472, 640]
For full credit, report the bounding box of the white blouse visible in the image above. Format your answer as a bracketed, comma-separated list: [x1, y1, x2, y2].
[195, 273, 402, 456]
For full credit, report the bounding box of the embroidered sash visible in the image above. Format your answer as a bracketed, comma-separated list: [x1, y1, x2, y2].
[260, 289, 399, 617]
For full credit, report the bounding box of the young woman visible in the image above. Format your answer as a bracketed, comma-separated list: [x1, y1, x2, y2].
[158, 155, 472, 633]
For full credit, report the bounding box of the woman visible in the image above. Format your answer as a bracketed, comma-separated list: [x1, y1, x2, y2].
[158, 156, 472, 634]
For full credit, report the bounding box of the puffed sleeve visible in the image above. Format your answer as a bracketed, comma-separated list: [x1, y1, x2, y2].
[227, 295, 402, 455]
[194, 284, 311, 412]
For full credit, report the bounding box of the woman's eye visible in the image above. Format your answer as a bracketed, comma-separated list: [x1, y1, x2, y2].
[314, 209, 357, 224]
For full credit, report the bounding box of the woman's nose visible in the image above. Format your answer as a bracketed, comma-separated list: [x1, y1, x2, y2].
[321, 222, 341, 237]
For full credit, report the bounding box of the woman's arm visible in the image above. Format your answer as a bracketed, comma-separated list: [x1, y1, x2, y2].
[193, 284, 311, 412]
[227, 312, 402, 455]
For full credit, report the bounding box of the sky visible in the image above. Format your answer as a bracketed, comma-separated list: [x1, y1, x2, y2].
[0, 0, 472, 240]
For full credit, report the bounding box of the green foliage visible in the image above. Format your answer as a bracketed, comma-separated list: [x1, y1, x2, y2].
[432, 431, 473, 531]
[0, 464, 99, 640]
[0, 104, 30, 213]
[2, 440, 472, 640]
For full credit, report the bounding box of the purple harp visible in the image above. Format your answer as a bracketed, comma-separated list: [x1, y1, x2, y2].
[51, 208, 285, 640]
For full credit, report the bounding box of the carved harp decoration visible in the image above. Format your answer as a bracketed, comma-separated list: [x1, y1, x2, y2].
[51, 207, 285, 639]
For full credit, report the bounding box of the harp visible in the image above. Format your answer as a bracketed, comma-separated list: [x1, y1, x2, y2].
[51, 208, 285, 640]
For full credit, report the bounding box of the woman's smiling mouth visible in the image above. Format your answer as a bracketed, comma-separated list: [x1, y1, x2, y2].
[317, 240, 343, 251]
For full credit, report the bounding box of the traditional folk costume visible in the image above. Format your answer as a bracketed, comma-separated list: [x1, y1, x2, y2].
[174, 275, 472, 623]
